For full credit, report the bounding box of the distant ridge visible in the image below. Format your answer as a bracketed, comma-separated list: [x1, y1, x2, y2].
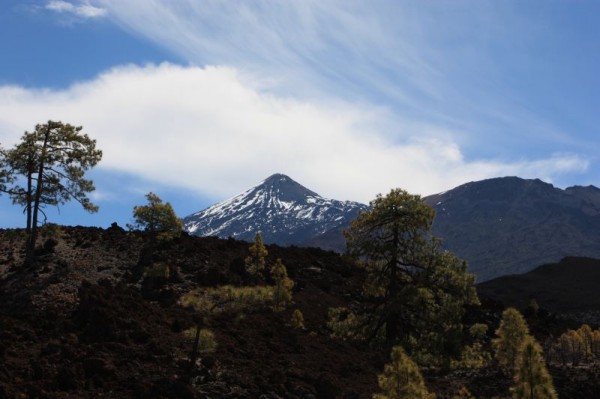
[183, 173, 368, 247]
[424, 176, 600, 282]
[477, 256, 600, 321]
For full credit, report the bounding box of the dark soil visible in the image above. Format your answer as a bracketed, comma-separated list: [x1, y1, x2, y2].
[0, 226, 598, 398]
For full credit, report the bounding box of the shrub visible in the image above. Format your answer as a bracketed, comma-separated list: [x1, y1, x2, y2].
[143, 262, 170, 279]
[180, 285, 274, 317]
[291, 309, 305, 329]
[327, 307, 370, 341]
[183, 327, 217, 354]
[373, 345, 435, 399]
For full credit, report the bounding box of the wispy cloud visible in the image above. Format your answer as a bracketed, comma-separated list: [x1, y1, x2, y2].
[45, 1, 107, 19]
[0, 64, 588, 203]
[93, 1, 599, 166]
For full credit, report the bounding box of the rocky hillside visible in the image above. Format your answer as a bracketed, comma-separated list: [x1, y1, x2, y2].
[477, 256, 600, 324]
[424, 177, 600, 282]
[183, 174, 367, 248]
[0, 226, 598, 398]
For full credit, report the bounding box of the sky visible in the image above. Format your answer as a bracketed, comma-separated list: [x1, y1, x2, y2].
[1, 0, 599, 228]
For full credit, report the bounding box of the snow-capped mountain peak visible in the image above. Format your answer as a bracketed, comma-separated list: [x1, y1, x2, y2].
[183, 174, 368, 246]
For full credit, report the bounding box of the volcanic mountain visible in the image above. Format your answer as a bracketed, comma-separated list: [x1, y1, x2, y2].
[424, 177, 600, 282]
[183, 173, 368, 247]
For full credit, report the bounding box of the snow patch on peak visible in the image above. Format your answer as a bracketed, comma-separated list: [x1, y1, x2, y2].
[183, 174, 368, 246]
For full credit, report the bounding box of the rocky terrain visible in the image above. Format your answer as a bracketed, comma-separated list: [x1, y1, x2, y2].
[184, 175, 600, 283]
[0, 226, 598, 398]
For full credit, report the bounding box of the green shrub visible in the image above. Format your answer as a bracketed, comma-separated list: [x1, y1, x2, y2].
[291, 309, 305, 329]
[327, 307, 369, 341]
[184, 327, 217, 354]
[143, 262, 170, 279]
[180, 285, 274, 316]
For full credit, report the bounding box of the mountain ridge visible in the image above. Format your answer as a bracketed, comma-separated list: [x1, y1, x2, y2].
[183, 173, 368, 246]
[424, 176, 600, 281]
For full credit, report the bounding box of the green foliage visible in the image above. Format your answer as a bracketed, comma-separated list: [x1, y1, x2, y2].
[512, 335, 557, 399]
[40, 222, 64, 239]
[271, 258, 294, 311]
[451, 387, 475, 399]
[493, 308, 531, 374]
[592, 330, 600, 362]
[184, 327, 217, 354]
[327, 307, 371, 341]
[0, 121, 102, 262]
[451, 322, 491, 369]
[131, 192, 183, 240]
[291, 309, 305, 329]
[143, 262, 170, 279]
[245, 232, 268, 277]
[180, 285, 274, 318]
[549, 324, 600, 366]
[373, 345, 435, 399]
[577, 324, 594, 362]
[452, 342, 491, 370]
[469, 323, 488, 341]
[344, 188, 478, 363]
[554, 329, 585, 366]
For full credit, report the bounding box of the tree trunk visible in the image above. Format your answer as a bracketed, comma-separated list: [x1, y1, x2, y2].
[25, 126, 50, 266]
[26, 160, 33, 233]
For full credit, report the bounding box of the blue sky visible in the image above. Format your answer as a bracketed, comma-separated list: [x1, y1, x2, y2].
[1, 0, 599, 228]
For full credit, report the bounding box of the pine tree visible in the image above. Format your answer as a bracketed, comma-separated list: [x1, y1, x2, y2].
[131, 192, 183, 241]
[0, 121, 102, 264]
[344, 188, 478, 362]
[271, 258, 294, 311]
[373, 345, 435, 399]
[577, 324, 594, 362]
[245, 232, 268, 277]
[493, 308, 530, 374]
[512, 335, 557, 399]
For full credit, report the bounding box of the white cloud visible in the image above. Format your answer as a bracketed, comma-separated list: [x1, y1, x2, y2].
[45, 1, 107, 18]
[0, 64, 588, 203]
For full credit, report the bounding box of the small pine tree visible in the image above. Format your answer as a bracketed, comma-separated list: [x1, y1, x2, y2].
[373, 346, 435, 399]
[131, 192, 182, 240]
[245, 232, 268, 277]
[577, 324, 594, 362]
[271, 258, 294, 311]
[512, 335, 557, 399]
[493, 308, 530, 374]
[291, 309, 305, 329]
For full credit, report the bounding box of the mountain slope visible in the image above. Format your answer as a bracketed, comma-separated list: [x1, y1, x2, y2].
[183, 173, 368, 247]
[477, 257, 600, 321]
[424, 177, 600, 282]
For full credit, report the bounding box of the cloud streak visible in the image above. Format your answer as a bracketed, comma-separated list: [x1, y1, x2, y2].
[0, 64, 588, 203]
[45, 0, 107, 19]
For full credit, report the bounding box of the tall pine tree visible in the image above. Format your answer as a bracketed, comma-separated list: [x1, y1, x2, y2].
[493, 308, 530, 374]
[1, 121, 102, 264]
[512, 335, 557, 399]
[343, 188, 478, 362]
